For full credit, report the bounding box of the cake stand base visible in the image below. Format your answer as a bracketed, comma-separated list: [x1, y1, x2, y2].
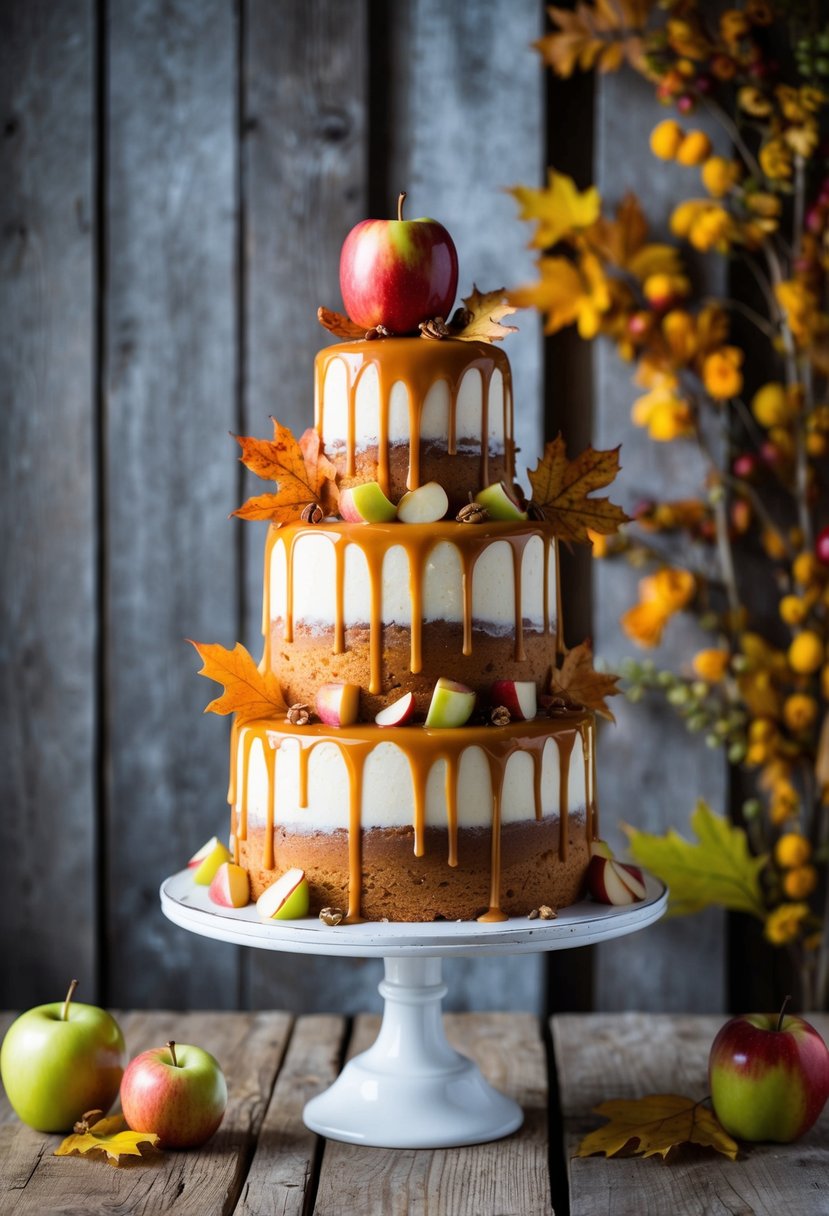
[303, 956, 522, 1147]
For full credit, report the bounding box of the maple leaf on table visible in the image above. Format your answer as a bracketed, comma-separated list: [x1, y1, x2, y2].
[189, 640, 287, 724]
[233, 418, 339, 523]
[577, 1093, 739, 1162]
[624, 800, 768, 919]
[317, 306, 367, 341]
[549, 640, 621, 721]
[447, 285, 518, 344]
[55, 1113, 161, 1167]
[527, 434, 628, 544]
[509, 169, 601, 249]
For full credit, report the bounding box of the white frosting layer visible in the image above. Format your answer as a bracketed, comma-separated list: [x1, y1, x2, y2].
[268, 530, 556, 631]
[237, 729, 588, 833]
[318, 355, 506, 451]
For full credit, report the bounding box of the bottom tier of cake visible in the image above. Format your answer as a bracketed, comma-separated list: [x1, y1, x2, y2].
[229, 711, 597, 923]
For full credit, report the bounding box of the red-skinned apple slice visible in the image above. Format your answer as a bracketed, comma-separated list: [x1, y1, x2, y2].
[425, 677, 476, 728]
[375, 691, 416, 727]
[339, 482, 397, 523]
[315, 682, 361, 727]
[256, 868, 310, 920]
[490, 679, 537, 720]
[397, 482, 449, 524]
[474, 481, 528, 521]
[208, 862, 250, 908]
[587, 856, 647, 904]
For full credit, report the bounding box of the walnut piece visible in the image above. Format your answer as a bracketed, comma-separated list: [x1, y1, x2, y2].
[419, 316, 450, 340]
[319, 907, 344, 926]
[300, 502, 324, 524]
[456, 502, 489, 524]
[287, 703, 312, 725]
[539, 905, 557, 920]
[490, 705, 511, 726]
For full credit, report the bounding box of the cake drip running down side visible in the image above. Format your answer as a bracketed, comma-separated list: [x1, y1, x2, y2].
[228, 713, 597, 923]
[315, 339, 514, 507]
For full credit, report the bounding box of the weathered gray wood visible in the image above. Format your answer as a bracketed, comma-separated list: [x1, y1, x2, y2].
[0, 1010, 292, 1216]
[313, 1011, 551, 1216]
[592, 68, 728, 1012]
[104, 0, 241, 1008]
[237, 1013, 347, 1216]
[554, 1012, 829, 1216]
[0, 0, 98, 1009]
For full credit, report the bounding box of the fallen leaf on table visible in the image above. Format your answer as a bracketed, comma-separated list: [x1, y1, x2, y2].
[577, 1093, 739, 1162]
[55, 1113, 160, 1167]
[527, 434, 628, 544]
[549, 640, 620, 721]
[624, 800, 768, 919]
[233, 418, 338, 522]
[448, 285, 518, 343]
[189, 639, 287, 724]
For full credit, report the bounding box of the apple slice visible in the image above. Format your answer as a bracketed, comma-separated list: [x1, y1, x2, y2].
[397, 482, 449, 524]
[375, 691, 416, 727]
[491, 679, 537, 721]
[256, 868, 310, 920]
[208, 862, 250, 908]
[589, 838, 614, 861]
[474, 481, 528, 521]
[339, 482, 397, 523]
[188, 835, 223, 870]
[425, 677, 476, 728]
[587, 856, 647, 905]
[193, 840, 233, 885]
[315, 682, 360, 726]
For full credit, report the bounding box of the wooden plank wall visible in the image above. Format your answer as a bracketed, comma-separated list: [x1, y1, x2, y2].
[2, 0, 729, 1015]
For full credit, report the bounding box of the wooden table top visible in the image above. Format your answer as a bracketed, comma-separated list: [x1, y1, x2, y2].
[1, 1010, 826, 1215]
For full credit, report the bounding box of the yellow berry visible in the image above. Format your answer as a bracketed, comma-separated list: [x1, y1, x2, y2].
[748, 717, 776, 743]
[821, 663, 829, 700]
[779, 595, 807, 626]
[701, 156, 739, 198]
[692, 648, 730, 682]
[751, 382, 790, 428]
[782, 693, 818, 732]
[775, 833, 811, 868]
[783, 865, 818, 899]
[788, 631, 824, 674]
[806, 432, 828, 457]
[676, 130, 713, 166]
[650, 119, 684, 160]
[793, 552, 819, 586]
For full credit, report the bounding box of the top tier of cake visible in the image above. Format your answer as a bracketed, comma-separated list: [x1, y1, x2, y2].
[314, 337, 514, 507]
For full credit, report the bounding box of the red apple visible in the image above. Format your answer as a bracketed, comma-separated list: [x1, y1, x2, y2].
[120, 1039, 227, 1149]
[709, 1001, 829, 1142]
[587, 855, 647, 904]
[490, 679, 537, 721]
[315, 682, 360, 726]
[339, 192, 459, 334]
[375, 691, 416, 727]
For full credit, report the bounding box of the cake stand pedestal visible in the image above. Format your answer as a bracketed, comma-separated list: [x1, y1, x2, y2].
[160, 870, 666, 1148]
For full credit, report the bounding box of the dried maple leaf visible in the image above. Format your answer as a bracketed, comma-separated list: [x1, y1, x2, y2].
[536, 2, 650, 80]
[55, 1112, 161, 1167]
[577, 1093, 738, 1162]
[510, 169, 601, 249]
[448, 285, 518, 343]
[317, 306, 366, 340]
[189, 640, 287, 724]
[527, 434, 628, 543]
[549, 640, 621, 721]
[233, 418, 338, 523]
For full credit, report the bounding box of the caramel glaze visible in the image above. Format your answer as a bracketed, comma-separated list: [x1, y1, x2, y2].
[314, 338, 514, 496]
[228, 712, 596, 924]
[264, 519, 559, 696]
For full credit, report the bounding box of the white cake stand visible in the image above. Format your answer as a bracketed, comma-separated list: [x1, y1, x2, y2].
[160, 869, 666, 1148]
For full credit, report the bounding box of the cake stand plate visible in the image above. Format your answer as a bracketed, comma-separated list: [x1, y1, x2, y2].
[161, 870, 666, 1148]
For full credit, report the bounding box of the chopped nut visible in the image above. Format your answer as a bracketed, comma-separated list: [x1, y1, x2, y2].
[526, 500, 546, 522]
[287, 703, 312, 725]
[300, 502, 325, 524]
[456, 502, 489, 524]
[490, 705, 511, 726]
[546, 696, 570, 717]
[419, 316, 451, 340]
[527, 908, 540, 920]
[539, 905, 557, 920]
[319, 907, 344, 926]
[365, 325, 392, 340]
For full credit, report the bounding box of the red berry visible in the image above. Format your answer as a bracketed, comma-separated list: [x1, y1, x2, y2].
[732, 452, 759, 480]
[677, 95, 695, 114]
[816, 525, 829, 566]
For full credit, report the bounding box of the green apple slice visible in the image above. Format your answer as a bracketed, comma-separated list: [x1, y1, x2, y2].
[339, 482, 398, 523]
[475, 481, 528, 521]
[425, 677, 476, 728]
[256, 868, 311, 920]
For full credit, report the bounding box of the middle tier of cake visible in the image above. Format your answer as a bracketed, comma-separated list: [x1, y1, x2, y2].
[262, 518, 562, 715]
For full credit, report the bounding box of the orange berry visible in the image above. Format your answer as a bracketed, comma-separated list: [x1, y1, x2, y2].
[676, 130, 713, 166]
[793, 553, 819, 586]
[779, 595, 807, 626]
[782, 693, 818, 732]
[783, 865, 818, 899]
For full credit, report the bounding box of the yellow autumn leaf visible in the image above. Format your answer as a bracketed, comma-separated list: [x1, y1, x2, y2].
[510, 169, 601, 249]
[55, 1113, 161, 1167]
[189, 639, 287, 724]
[624, 800, 768, 919]
[577, 1093, 739, 1161]
[449, 285, 518, 343]
[509, 257, 581, 334]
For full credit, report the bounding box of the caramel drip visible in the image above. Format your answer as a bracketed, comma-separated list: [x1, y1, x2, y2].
[460, 545, 477, 656]
[284, 532, 295, 643]
[478, 753, 507, 923]
[533, 747, 543, 822]
[412, 765, 426, 858]
[510, 535, 533, 662]
[261, 534, 272, 668]
[554, 539, 564, 657]
[263, 745, 276, 869]
[228, 719, 241, 864]
[580, 721, 593, 843]
[314, 339, 514, 492]
[557, 730, 577, 862]
[333, 537, 345, 654]
[590, 722, 600, 839]
[298, 739, 311, 809]
[445, 754, 459, 867]
[542, 537, 550, 638]
[339, 741, 374, 923]
[365, 540, 384, 694]
[238, 728, 253, 843]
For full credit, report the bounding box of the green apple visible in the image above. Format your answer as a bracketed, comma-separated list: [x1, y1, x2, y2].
[474, 481, 528, 521]
[120, 1039, 227, 1149]
[339, 482, 397, 523]
[256, 868, 311, 920]
[0, 979, 126, 1132]
[425, 677, 476, 728]
[193, 839, 232, 885]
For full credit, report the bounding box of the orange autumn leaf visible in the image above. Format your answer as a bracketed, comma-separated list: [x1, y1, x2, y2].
[189, 640, 287, 724]
[527, 434, 628, 543]
[233, 418, 338, 523]
[55, 1113, 161, 1167]
[577, 1093, 739, 1161]
[549, 640, 621, 721]
[317, 306, 367, 340]
[536, 1, 650, 80]
[449, 285, 518, 343]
